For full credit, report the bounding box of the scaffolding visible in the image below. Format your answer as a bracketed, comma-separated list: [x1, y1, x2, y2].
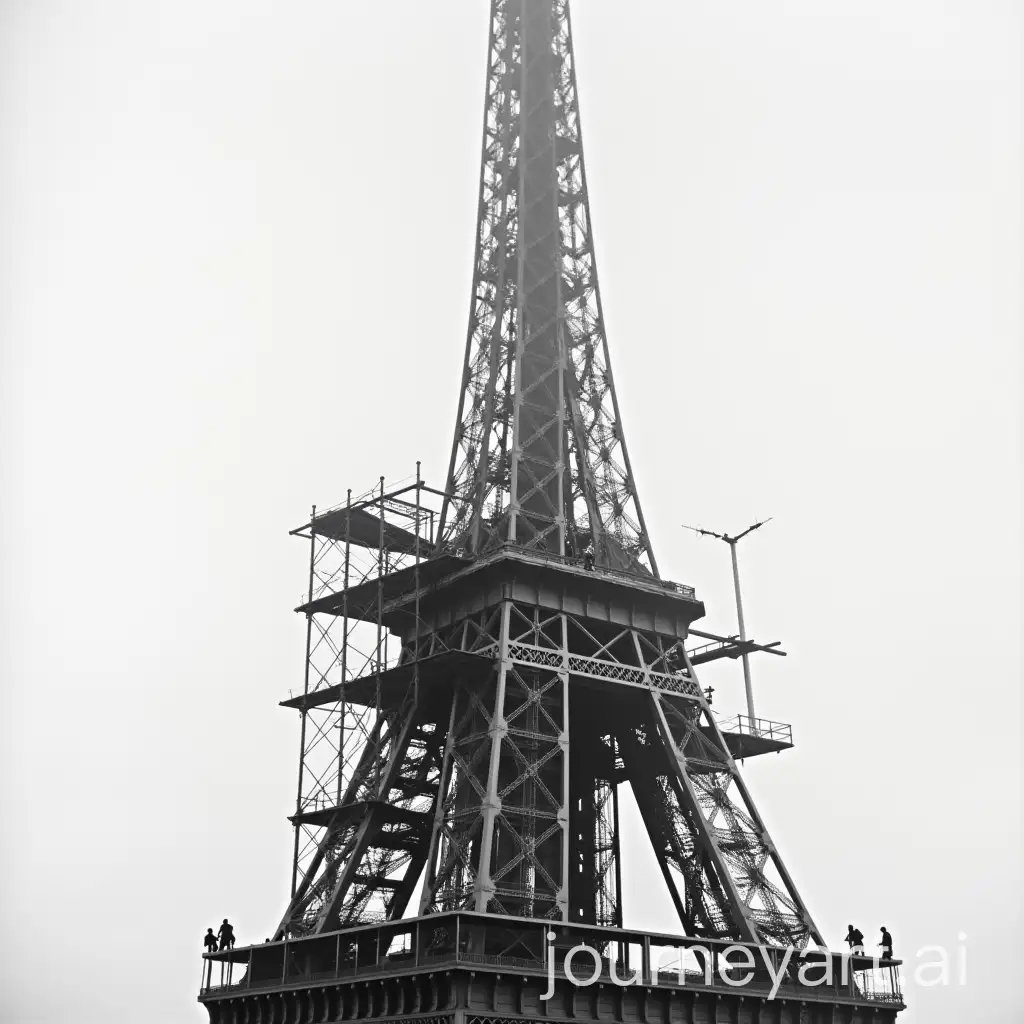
[284, 465, 454, 920]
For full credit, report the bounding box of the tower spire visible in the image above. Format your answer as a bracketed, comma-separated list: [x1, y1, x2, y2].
[437, 0, 658, 576]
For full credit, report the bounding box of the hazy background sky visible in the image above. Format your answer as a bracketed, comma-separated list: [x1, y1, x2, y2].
[1, 1, 1019, 1022]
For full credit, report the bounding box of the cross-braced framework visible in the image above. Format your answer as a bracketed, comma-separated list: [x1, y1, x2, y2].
[436, 0, 657, 575]
[282, 469, 452, 934]
[276, 505, 821, 951]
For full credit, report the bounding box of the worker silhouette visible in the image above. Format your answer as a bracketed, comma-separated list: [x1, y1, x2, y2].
[845, 924, 864, 956]
[880, 926, 894, 960]
[583, 543, 594, 571]
[218, 918, 236, 951]
[203, 928, 217, 954]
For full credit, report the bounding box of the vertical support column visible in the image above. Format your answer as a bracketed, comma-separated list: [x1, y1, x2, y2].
[338, 489, 352, 804]
[413, 462, 422, 701]
[557, 611, 571, 921]
[610, 744, 623, 928]
[729, 539, 756, 722]
[291, 504, 317, 899]
[473, 601, 512, 911]
[375, 476, 385, 794]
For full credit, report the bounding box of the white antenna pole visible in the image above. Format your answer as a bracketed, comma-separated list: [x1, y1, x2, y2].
[681, 518, 772, 724]
[728, 538, 754, 722]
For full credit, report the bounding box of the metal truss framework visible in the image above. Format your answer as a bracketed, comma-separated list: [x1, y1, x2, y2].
[436, 0, 657, 575]
[278, 521, 822, 952]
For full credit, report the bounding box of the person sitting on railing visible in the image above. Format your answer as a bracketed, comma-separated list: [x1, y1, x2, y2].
[880, 926, 894, 960]
[218, 918, 236, 951]
[845, 924, 865, 956]
[203, 928, 217, 955]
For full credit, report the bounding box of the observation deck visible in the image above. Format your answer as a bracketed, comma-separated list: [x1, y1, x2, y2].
[199, 912, 904, 1021]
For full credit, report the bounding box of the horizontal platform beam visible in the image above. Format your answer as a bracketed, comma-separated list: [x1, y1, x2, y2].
[295, 554, 471, 619]
[687, 629, 786, 665]
[295, 548, 702, 634]
[289, 799, 432, 831]
[280, 650, 491, 711]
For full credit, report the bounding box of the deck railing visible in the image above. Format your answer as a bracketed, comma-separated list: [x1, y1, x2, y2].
[716, 714, 793, 744]
[199, 912, 902, 1007]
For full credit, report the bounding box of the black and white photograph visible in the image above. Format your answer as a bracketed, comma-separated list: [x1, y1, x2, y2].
[1, 2, 1019, 1023]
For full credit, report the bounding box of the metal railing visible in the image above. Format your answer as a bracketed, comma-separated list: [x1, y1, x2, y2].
[716, 714, 793, 744]
[199, 912, 902, 1007]
[492, 543, 697, 599]
[201, 947, 901, 1005]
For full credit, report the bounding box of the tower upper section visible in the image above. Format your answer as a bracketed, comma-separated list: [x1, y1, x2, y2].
[436, 0, 658, 577]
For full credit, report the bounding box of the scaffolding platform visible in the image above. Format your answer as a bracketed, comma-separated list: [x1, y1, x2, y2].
[280, 650, 492, 711]
[710, 715, 794, 758]
[294, 504, 437, 556]
[295, 553, 471, 620]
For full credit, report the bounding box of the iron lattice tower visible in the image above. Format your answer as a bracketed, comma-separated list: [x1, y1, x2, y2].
[279, 0, 815, 949]
[200, 3, 905, 1020]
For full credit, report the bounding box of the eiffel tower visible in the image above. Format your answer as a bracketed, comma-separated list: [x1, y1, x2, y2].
[200, 3, 905, 1021]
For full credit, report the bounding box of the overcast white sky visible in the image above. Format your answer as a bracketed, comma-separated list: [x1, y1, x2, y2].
[1, 2, 1019, 1022]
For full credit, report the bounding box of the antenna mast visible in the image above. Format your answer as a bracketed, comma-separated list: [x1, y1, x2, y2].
[682, 518, 773, 722]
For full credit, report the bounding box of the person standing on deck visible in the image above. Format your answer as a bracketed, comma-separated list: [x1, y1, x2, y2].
[583, 543, 595, 571]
